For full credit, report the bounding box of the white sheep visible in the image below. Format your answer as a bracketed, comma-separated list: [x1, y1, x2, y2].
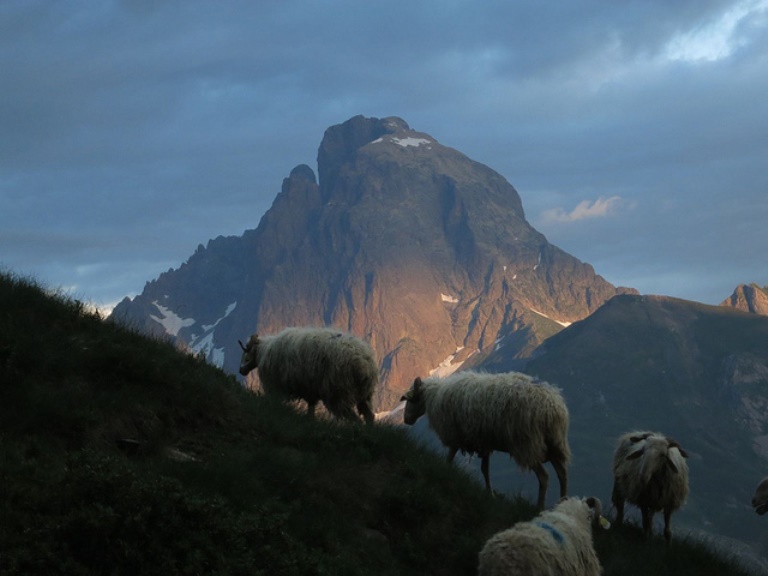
[611, 430, 689, 542]
[238, 327, 377, 424]
[478, 496, 608, 576]
[401, 371, 571, 510]
[751, 476, 768, 515]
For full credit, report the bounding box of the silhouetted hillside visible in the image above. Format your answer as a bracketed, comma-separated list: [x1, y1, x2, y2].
[0, 271, 760, 575]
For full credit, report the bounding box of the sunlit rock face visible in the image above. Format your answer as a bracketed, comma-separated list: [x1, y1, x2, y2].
[721, 284, 768, 316]
[111, 115, 633, 409]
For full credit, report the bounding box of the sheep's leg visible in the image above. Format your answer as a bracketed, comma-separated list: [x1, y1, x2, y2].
[611, 481, 624, 525]
[306, 401, 317, 418]
[532, 463, 549, 510]
[663, 507, 672, 543]
[331, 403, 362, 422]
[551, 458, 568, 500]
[641, 507, 654, 540]
[446, 446, 458, 464]
[357, 400, 375, 425]
[480, 451, 492, 492]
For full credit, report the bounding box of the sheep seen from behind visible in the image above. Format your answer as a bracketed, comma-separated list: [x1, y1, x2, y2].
[401, 370, 570, 510]
[751, 476, 768, 515]
[478, 496, 609, 576]
[238, 327, 377, 424]
[611, 430, 689, 543]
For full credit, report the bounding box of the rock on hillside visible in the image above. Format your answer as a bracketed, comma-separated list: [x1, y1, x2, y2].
[722, 284, 768, 316]
[111, 115, 635, 409]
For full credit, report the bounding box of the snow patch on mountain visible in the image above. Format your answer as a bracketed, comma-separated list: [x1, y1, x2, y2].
[529, 307, 571, 327]
[393, 136, 432, 148]
[150, 302, 195, 337]
[429, 347, 465, 378]
[370, 136, 433, 148]
[188, 301, 237, 368]
[150, 300, 237, 368]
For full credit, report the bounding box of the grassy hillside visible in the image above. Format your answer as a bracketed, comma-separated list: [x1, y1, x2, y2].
[0, 272, 757, 575]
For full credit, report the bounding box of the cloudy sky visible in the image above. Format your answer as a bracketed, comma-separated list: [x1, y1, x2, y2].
[2, 1, 767, 312]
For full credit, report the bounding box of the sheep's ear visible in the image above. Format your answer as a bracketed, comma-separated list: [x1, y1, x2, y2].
[401, 390, 414, 402]
[665, 456, 679, 474]
[626, 448, 645, 461]
[238, 339, 247, 352]
[629, 432, 652, 443]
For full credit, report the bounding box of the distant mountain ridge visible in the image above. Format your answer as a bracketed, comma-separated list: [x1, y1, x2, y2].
[111, 115, 634, 408]
[722, 283, 768, 316]
[485, 293, 768, 562]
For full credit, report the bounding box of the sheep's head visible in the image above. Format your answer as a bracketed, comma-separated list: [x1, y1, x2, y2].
[400, 377, 427, 425]
[584, 496, 611, 531]
[238, 334, 260, 375]
[752, 477, 768, 515]
[626, 435, 688, 484]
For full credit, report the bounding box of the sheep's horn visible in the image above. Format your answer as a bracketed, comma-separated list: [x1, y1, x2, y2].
[665, 456, 680, 474]
[238, 339, 247, 352]
[667, 440, 689, 458]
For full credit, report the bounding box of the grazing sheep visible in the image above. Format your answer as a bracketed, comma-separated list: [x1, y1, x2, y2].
[751, 477, 768, 515]
[401, 371, 570, 510]
[238, 327, 377, 424]
[611, 430, 689, 542]
[478, 496, 609, 576]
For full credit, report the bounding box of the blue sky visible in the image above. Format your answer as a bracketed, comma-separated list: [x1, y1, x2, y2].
[2, 1, 767, 312]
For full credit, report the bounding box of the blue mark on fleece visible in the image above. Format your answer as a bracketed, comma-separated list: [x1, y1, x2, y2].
[534, 521, 565, 545]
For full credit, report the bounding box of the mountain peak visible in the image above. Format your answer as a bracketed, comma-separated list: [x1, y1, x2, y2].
[721, 283, 768, 316]
[318, 115, 410, 194]
[112, 115, 634, 407]
[289, 163, 317, 184]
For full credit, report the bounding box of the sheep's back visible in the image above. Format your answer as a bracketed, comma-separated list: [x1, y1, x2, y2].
[257, 328, 377, 403]
[479, 499, 600, 576]
[425, 372, 570, 468]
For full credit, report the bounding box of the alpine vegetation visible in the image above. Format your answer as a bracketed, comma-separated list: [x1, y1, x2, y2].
[611, 430, 690, 543]
[401, 370, 570, 509]
[239, 327, 378, 424]
[478, 496, 608, 576]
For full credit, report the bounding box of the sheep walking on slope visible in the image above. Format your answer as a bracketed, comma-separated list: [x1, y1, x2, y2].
[238, 327, 377, 424]
[751, 477, 768, 515]
[478, 496, 609, 576]
[611, 430, 689, 542]
[401, 371, 570, 510]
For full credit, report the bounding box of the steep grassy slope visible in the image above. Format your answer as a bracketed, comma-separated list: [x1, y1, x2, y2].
[0, 272, 756, 575]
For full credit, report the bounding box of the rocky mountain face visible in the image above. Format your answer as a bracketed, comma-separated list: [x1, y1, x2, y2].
[722, 284, 768, 316]
[474, 294, 768, 560]
[111, 115, 633, 409]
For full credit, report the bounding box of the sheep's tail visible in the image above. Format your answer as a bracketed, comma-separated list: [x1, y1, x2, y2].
[548, 432, 571, 466]
[543, 391, 571, 466]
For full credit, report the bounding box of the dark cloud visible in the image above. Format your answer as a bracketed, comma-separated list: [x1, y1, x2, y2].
[2, 0, 767, 310]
